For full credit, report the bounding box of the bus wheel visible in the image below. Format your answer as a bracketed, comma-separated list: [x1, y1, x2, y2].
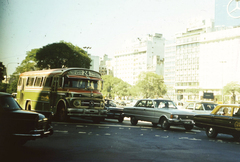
[26, 102, 31, 110]
[57, 105, 67, 122]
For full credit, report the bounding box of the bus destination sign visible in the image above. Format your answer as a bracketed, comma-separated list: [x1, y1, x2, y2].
[67, 70, 101, 78]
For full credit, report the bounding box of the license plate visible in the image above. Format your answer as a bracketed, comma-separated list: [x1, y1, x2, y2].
[184, 121, 191, 124]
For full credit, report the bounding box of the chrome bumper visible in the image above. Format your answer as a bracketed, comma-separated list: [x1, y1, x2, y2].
[13, 126, 53, 138]
[67, 108, 107, 117]
[168, 118, 195, 125]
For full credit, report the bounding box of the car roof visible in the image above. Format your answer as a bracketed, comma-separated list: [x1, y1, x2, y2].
[187, 101, 216, 104]
[0, 92, 12, 97]
[140, 99, 173, 101]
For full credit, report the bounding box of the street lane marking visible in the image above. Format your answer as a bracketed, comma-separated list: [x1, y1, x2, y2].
[55, 130, 68, 133]
[105, 133, 111, 135]
[179, 137, 201, 141]
[76, 125, 84, 127]
[78, 132, 86, 134]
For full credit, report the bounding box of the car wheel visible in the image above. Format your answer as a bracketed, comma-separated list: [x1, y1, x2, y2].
[152, 122, 158, 127]
[206, 127, 218, 138]
[161, 118, 170, 130]
[184, 125, 194, 131]
[118, 116, 124, 123]
[130, 116, 138, 126]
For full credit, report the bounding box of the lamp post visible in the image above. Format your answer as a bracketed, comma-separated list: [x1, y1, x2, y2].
[220, 61, 227, 104]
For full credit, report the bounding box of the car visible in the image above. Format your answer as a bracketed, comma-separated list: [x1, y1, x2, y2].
[105, 99, 124, 122]
[181, 101, 218, 114]
[194, 104, 240, 140]
[0, 92, 53, 146]
[123, 99, 195, 130]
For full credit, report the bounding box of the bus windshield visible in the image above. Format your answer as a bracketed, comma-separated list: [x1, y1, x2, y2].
[64, 78, 102, 90]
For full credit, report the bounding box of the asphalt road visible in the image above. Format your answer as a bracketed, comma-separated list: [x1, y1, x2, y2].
[1, 117, 240, 162]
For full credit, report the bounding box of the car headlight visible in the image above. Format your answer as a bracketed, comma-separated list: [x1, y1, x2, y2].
[170, 115, 178, 119]
[73, 100, 82, 108]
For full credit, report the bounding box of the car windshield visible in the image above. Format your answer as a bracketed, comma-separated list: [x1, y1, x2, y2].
[0, 96, 21, 110]
[203, 103, 217, 110]
[154, 100, 177, 109]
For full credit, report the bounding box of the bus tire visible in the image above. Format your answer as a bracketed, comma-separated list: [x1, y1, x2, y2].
[26, 102, 31, 110]
[57, 104, 68, 122]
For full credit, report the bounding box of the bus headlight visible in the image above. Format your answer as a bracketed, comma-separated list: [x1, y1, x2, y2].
[73, 100, 82, 108]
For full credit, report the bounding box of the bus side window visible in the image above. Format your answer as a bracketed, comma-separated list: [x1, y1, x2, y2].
[44, 77, 53, 87]
[26, 77, 35, 86]
[34, 77, 42, 87]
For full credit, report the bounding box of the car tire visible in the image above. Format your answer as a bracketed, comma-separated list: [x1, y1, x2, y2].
[118, 116, 124, 123]
[130, 116, 138, 126]
[161, 118, 170, 130]
[184, 125, 194, 131]
[206, 127, 218, 138]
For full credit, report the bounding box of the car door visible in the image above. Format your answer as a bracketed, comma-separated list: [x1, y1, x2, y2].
[140, 100, 155, 122]
[212, 107, 233, 133]
[134, 100, 147, 120]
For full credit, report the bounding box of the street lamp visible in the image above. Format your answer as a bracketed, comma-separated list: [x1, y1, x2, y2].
[220, 61, 227, 103]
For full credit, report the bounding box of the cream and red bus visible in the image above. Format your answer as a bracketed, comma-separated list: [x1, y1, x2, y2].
[16, 68, 107, 122]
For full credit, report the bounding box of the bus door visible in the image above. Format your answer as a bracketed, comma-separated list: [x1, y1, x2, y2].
[19, 78, 26, 107]
[50, 76, 58, 110]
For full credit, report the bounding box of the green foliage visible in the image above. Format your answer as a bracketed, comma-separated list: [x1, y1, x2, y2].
[135, 72, 167, 98]
[36, 41, 91, 69]
[102, 75, 131, 99]
[15, 48, 39, 74]
[0, 82, 7, 92]
[6, 74, 19, 93]
[0, 62, 6, 82]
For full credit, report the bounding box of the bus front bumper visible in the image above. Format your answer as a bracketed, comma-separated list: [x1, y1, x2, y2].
[67, 108, 107, 117]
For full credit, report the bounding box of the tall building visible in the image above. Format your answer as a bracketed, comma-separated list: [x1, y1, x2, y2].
[174, 19, 214, 101]
[165, 18, 240, 103]
[164, 40, 176, 100]
[114, 33, 165, 85]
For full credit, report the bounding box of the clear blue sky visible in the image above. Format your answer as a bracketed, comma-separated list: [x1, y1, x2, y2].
[0, 0, 215, 75]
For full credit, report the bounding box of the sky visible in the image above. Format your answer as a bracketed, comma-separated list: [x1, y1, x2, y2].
[0, 0, 215, 75]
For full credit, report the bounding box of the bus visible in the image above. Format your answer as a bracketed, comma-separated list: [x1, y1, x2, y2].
[16, 68, 107, 122]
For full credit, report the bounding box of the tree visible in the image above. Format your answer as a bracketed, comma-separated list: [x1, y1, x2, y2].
[0, 62, 6, 82]
[36, 41, 91, 69]
[101, 75, 131, 99]
[135, 72, 167, 98]
[223, 81, 240, 104]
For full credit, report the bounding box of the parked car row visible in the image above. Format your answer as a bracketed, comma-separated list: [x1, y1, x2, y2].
[114, 98, 240, 141]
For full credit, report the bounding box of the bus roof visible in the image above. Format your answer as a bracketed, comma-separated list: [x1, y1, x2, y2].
[19, 68, 101, 78]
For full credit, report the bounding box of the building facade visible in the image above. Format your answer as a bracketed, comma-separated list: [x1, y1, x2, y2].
[114, 33, 165, 85]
